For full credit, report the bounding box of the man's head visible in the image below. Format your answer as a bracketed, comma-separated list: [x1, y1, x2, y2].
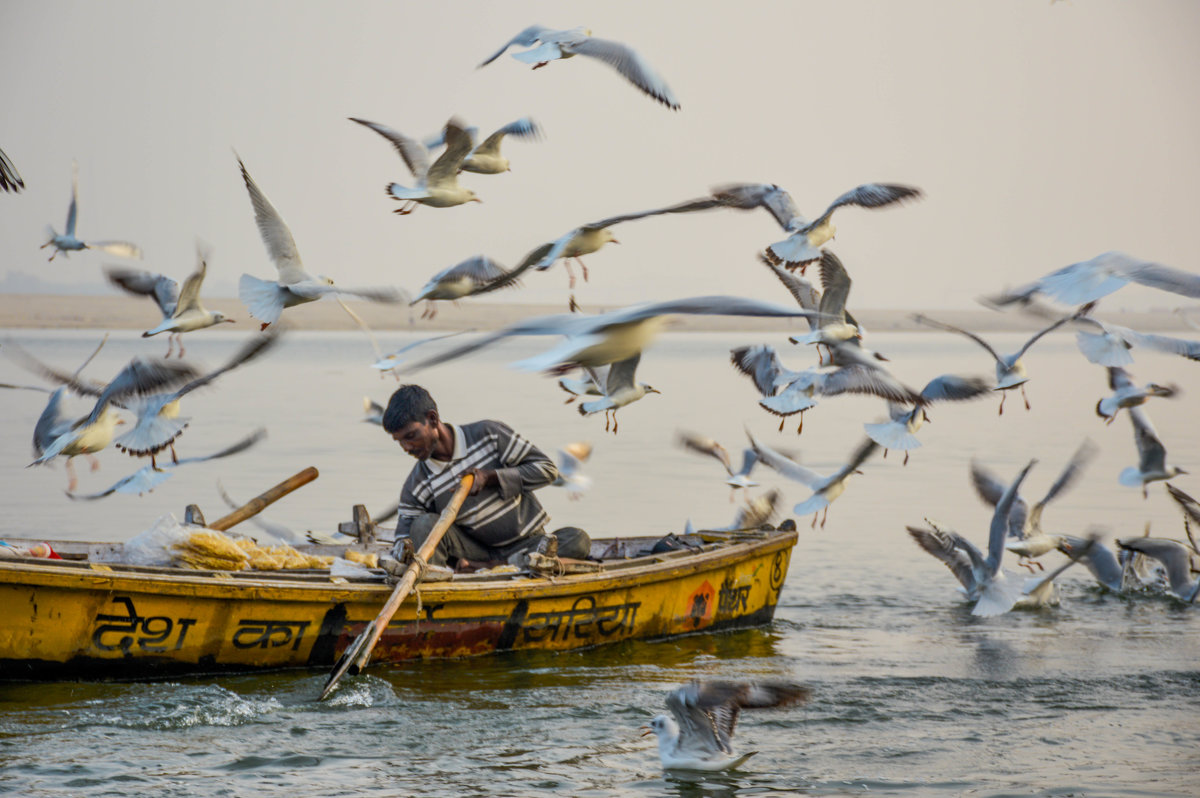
[383, 384, 442, 460]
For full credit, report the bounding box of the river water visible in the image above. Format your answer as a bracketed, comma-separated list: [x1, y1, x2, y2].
[1, 328, 1198, 797]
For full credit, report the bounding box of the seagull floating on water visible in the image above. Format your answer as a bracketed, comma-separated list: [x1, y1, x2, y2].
[642, 680, 810, 771]
[105, 245, 234, 357]
[479, 25, 681, 110]
[40, 161, 141, 262]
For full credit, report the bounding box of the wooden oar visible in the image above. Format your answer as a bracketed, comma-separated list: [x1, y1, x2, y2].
[209, 466, 319, 532]
[320, 473, 473, 700]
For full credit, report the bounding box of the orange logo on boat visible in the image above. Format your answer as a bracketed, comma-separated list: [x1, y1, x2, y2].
[686, 580, 715, 628]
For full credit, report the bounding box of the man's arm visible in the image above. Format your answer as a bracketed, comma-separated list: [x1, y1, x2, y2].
[392, 468, 433, 541]
[482, 420, 557, 500]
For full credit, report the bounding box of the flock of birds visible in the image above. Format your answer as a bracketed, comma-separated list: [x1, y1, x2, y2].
[4, 21, 1200, 772]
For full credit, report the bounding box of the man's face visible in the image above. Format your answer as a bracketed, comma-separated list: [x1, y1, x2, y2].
[391, 415, 439, 461]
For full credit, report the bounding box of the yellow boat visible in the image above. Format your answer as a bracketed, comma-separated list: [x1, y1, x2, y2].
[0, 528, 797, 681]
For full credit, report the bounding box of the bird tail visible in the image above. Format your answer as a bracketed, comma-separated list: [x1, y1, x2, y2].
[1118, 467, 1145, 488]
[579, 397, 614, 416]
[1074, 331, 1133, 367]
[386, 182, 426, 201]
[863, 420, 921, 451]
[971, 573, 1023, 617]
[765, 234, 820, 269]
[238, 273, 285, 326]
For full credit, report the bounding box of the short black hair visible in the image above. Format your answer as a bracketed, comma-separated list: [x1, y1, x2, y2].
[382, 384, 438, 433]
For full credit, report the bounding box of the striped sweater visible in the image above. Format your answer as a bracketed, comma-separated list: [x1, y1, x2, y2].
[394, 420, 558, 547]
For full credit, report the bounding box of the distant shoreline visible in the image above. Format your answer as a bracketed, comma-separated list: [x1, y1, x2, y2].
[0, 293, 1190, 333]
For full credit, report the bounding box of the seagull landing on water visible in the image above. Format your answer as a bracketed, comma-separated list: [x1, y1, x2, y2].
[349, 117, 482, 215]
[479, 25, 681, 110]
[105, 245, 234, 358]
[40, 161, 141, 262]
[642, 680, 810, 771]
[1119, 407, 1187, 498]
[423, 117, 542, 175]
[236, 155, 406, 329]
[1115, 537, 1200, 602]
[913, 312, 1076, 414]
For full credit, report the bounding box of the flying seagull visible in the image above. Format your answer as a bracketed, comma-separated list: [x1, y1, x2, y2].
[41, 161, 141, 261]
[0, 146, 24, 192]
[575, 355, 659, 433]
[748, 429, 879, 528]
[423, 117, 543, 174]
[105, 244, 234, 357]
[986, 251, 1200, 308]
[479, 25, 681, 110]
[349, 117, 482, 214]
[642, 680, 811, 771]
[1119, 406, 1187, 498]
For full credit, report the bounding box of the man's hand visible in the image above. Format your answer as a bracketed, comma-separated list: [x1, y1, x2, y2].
[466, 468, 497, 495]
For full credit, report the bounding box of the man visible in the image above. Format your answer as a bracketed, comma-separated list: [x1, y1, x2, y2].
[382, 384, 590, 571]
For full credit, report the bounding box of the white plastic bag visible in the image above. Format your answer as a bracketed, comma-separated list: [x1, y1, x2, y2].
[114, 513, 193, 566]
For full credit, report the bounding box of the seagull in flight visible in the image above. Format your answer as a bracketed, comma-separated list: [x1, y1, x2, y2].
[0, 146, 24, 192]
[41, 161, 141, 262]
[986, 251, 1200, 308]
[642, 680, 810, 771]
[864, 373, 992, 464]
[105, 244, 234, 357]
[748, 429, 879, 528]
[913, 312, 1075, 414]
[1120, 407, 1187, 498]
[410, 255, 526, 319]
[677, 430, 759, 499]
[350, 117, 483, 215]
[236, 155, 405, 329]
[423, 117, 543, 174]
[1096, 366, 1179, 424]
[575, 355, 660, 433]
[709, 182, 923, 271]
[552, 441, 593, 499]
[479, 25, 681, 110]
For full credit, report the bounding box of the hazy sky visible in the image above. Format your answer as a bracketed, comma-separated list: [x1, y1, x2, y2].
[2, 1, 1198, 310]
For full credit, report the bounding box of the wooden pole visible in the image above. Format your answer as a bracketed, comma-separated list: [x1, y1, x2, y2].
[209, 466, 319, 532]
[320, 473, 473, 700]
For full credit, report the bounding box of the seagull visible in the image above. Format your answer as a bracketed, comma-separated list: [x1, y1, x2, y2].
[479, 25, 681, 110]
[1019, 532, 1099, 608]
[363, 396, 384, 425]
[748, 429, 878, 528]
[970, 440, 1097, 570]
[677, 430, 759, 499]
[986, 251, 1200, 308]
[400, 295, 821, 376]
[349, 117, 481, 214]
[1165, 483, 1200, 556]
[1115, 537, 1200, 602]
[1053, 534, 1142, 594]
[792, 251, 863, 362]
[557, 369, 604, 404]
[708, 182, 923, 271]
[907, 459, 1036, 616]
[552, 441, 593, 499]
[912, 312, 1074, 414]
[27, 358, 198, 490]
[423, 117, 543, 174]
[642, 680, 810, 771]
[236, 155, 405, 329]
[0, 146, 24, 192]
[1095, 366, 1179, 424]
[1070, 309, 1200, 366]
[1119, 407, 1187, 498]
[105, 245, 234, 357]
[530, 196, 723, 292]
[575, 355, 660, 433]
[863, 374, 993, 464]
[40, 161, 141, 262]
[65, 428, 267, 500]
[371, 331, 472, 377]
[758, 252, 823, 322]
[731, 344, 923, 434]
[411, 255, 521, 319]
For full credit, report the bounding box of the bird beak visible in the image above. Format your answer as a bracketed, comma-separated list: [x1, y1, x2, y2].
[472, 197, 484, 203]
[648, 387, 661, 394]
[853, 469, 865, 475]
[1178, 468, 1190, 476]
[223, 318, 236, 323]
[116, 419, 127, 426]
[611, 237, 621, 245]
[873, 352, 890, 362]
[639, 726, 653, 737]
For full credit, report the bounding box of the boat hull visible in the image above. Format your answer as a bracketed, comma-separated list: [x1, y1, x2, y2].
[0, 531, 796, 680]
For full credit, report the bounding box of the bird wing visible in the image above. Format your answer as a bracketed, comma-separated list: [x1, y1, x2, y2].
[32, 387, 69, 457]
[710, 183, 802, 231]
[907, 524, 979, 592]
[746, 429, 824, 487]
[441, 254, 510, 285]
[987, 460, 1037, 573]
[730, 344, 789, 397]
[577, 196, 725, 232]
[1120, 259, 1200, 300]
[66, 465, 173, 500]
[1117, 537, 1195, 596]
[1107, 366, 1135, 392]
[1012, 314, 1074, 360]
[604, 353, 641, 394]
[1129, 406, 1168, 475]
[569, 36, 681, 109]
[104, 267, 180, 318]
[1118, 327, 1200, 360]
[65, 160, 79, 235]
[85, 241, 143, 259]
[469, 243, 551, 296]
[601, 295, 818, 327]
[911, 315, 1002, 362]
[665, 683, 726, 756]
[477, 24, 554, 67]
[85, 358, 202, 426]
[970, 460, 1029, 539]
[238, 156, 305, 277]
[169, 427, 267, 466]
[829, 438, 879, 484]
[818, 365, 924, 405]
[473, 117, 542, 156]
[1034, 440, 1097, 514]
[919, 374, 993, 403]
[348, 117, 430, 178]
[165, 330, 281, 403]
[677, 430, 733, 475]
[757, 253, 821, 321]
[426, 118, 474, 186]
[1166, 483, 1200, 529]
[816, 251, 852, 322]
[809, 183, 924, 229]
[399, 312, 589, 373]
[0, 146, 24, 192]
[174, 251, 209, 315]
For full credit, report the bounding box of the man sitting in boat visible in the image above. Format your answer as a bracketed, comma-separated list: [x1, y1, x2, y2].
[382, 384, 590, 572]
